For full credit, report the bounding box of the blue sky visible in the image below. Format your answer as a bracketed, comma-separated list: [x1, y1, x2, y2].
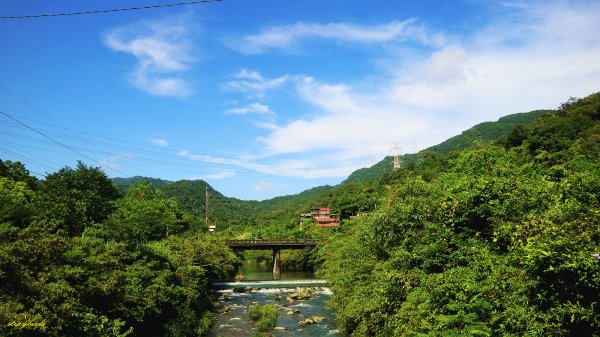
[1, 0, 599, 200]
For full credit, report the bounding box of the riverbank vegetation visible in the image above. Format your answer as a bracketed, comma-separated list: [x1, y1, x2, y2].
[248, 303, 278, 333]
[318, 93, 600, 336]
[0, 162, 238, 336]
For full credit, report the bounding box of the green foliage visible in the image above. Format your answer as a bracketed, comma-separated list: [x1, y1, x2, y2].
[319, 93, 600, 337]
[0, 177, 34, 229]
[0, 162, 237, 337]
[111, 176, 174, 191]
[109, 182, 190, 243]
[248, 303, 278, 332]
[36, 161, 121, 236]
[160, 179, 260, 231]
[0, 159, 38, 189]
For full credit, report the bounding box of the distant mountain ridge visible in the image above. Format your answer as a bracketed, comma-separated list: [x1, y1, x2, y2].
[343, 109, 549, 183]
[112, 176, 174, 190]
[109, 108, 550, 227]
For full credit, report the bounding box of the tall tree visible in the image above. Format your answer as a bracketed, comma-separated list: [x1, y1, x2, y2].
[0, 159, 38, 189]
[109, 182, 189, 243]
[36, 161, 121, 236]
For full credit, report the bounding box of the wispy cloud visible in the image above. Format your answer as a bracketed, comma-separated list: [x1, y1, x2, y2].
[103, 15, 196, 97]
[253, 181, 275, 192]
[204, 169, 236, 180]
[178, 149, 378, 179]
[227, 20, 446, 54]
[99, 153, 134, 171]
[226, 102, 274, 115]
[223, 69, 290, 98]
[150, 138, 169, 147]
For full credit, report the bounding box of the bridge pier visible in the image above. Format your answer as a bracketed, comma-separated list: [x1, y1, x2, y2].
[224, 239, 326, 280]
[272, 248, 281, 280]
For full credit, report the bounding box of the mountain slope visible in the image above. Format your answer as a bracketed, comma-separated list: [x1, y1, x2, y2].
[159, 179, 259, 228]
[112, 176, 174, 190]
[344, 109, 549, 183]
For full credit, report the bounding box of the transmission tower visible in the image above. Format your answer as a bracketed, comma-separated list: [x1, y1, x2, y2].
[391, 143, 402, 171]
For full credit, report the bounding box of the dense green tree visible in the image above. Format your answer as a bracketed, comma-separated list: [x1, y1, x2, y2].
[109, 182, 190, 244]
[0, 159, 38, 189]
[36, 161, 121, 236]
[0, 177, 34, 230]
[0, 162, 237, 337]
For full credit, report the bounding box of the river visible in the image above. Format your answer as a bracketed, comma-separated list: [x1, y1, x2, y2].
[207, 261, 345, 337]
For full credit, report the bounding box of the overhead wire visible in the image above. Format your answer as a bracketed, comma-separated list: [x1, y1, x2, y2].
[0, 111, 131, 177]
[0, 0, 222, 19]
[0, 146, 52, 175]
[0, 88, 379, 169]
[0, 142, 60, 171]
[0, 89, 380, 179]
[0, 117, 377, 171]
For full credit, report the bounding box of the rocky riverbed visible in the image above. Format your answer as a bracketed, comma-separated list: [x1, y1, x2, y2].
[207, 286, 345, 337]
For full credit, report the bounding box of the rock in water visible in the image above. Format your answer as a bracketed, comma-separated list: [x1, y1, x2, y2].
[286, 288, 312, 302]
[312, 315, 326, 322]
[299, 318, 315, 325]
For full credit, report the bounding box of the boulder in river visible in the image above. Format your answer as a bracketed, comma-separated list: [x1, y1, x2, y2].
[286, 288, 312, 302]
[299, 318, 315, 325]
[218, 293, 231, 301]
[312, 315, 326, 322]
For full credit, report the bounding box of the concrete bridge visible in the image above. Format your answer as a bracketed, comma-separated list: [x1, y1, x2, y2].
[224, 239, 326, 279]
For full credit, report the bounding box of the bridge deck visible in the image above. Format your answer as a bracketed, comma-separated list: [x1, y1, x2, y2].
[225, 239, 325, 250]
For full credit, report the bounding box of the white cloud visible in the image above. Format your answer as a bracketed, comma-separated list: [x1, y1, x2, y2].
[104, 15, 195, 97]
[228, 20, 447, 54]
[243, 1, 600, 178]
[226, 103, 274, 115]
[150, 138, 169, 147]
[204, 170, 236, 180]
[178, 150, 373, 179]
[253, 181, 275, 192]
[99, 153, 134, 171]
[223, 69, 290, 98]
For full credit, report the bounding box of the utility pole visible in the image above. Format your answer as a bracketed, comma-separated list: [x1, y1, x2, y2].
[205, 186, 209, 228]
[206, 186, 216, 233]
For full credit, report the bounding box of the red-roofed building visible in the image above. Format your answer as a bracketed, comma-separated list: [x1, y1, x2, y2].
[301, 207, 340, 227]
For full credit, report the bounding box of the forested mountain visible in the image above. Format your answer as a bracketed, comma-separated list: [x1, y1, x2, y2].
[106, 109, 549, 234]
[344, 109, 549, 183]
[112, 175, 174, 190]
[160, 179, 258, 229]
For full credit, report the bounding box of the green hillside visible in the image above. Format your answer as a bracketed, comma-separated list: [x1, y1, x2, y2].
[344, 109, 549, 183]
[320, 92, 600, 336]
[108, 109, 550, 232]
[112, 175, 174, 191]
[159, 179, 258, 229]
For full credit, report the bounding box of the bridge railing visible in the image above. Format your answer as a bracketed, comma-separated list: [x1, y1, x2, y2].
[224, 239, 326, 246]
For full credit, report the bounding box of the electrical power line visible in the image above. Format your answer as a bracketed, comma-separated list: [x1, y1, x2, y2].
[0, 0, 222, 19]
[0, 146, 54, 172]
[0, 89, 382, 178]
[0, 111, 131, 177]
